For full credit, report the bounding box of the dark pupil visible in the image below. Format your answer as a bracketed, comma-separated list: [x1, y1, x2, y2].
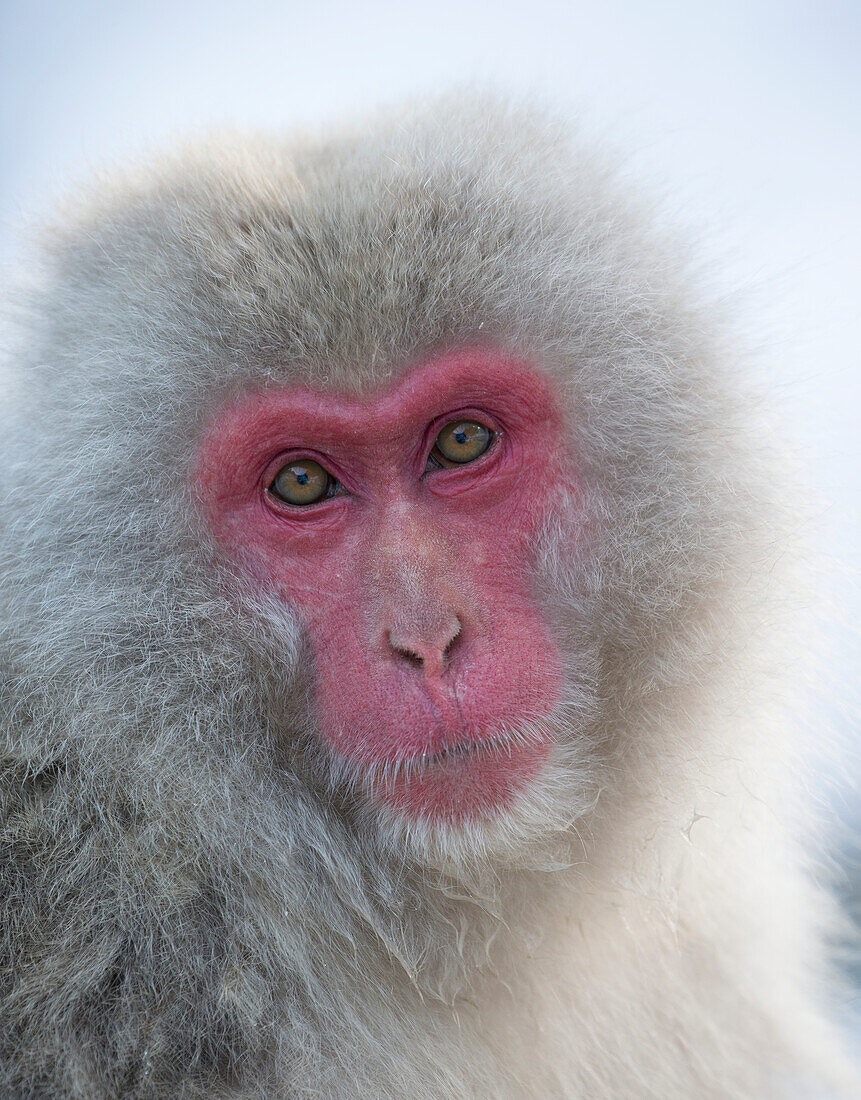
[296, 471, 309, 485]
[454, 430, 468, 444]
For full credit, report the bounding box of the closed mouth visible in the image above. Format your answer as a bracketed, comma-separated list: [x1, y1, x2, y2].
[406, 734, 513, 770]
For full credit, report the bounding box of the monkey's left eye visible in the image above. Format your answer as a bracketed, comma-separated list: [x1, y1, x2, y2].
[269, 459, 334, 506]
[430, 419, 494, 467]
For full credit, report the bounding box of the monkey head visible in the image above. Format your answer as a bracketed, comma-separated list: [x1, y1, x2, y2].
[0, 99, 751, 874]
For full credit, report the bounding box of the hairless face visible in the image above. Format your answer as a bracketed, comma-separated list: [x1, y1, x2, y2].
[196, 348, 575, 823]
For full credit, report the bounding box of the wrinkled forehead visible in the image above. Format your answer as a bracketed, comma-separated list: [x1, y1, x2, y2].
[200, 347, 563, 451]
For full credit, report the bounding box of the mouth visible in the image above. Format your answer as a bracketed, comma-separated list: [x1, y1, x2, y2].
[363, 728, 554, 824]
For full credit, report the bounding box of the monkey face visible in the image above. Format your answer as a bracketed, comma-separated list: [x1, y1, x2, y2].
[196, 347, 577, 825]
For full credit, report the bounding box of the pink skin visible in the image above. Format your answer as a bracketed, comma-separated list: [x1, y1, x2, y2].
[196, 348, 573, 823]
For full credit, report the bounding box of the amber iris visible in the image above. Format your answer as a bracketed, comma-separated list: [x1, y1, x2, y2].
[270, 459, 331, 505]
[432, 420, 493, 466]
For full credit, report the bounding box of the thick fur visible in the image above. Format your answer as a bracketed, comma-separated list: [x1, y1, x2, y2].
[0, 97, 856, 1098]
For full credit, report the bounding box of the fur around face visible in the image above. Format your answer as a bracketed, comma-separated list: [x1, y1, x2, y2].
[0, 96, 856, 1098]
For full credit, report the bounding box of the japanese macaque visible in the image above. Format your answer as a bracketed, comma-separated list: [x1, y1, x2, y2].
[0, 97, 856, 1099]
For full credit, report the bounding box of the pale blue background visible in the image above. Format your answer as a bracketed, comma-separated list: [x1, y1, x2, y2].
[1, 0, 859, 1020]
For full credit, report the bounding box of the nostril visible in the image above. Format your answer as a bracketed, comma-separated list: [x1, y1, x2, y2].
[386, 615, 462, 675]
[386, 632, 426, 669]
[442, 620, 461, 663]
[397, 646, 425, 669]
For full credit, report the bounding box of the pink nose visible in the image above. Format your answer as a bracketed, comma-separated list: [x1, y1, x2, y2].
[386, 614, 462, 677]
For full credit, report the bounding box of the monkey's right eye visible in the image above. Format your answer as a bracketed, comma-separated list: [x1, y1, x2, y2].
[269, 459, 333, 506]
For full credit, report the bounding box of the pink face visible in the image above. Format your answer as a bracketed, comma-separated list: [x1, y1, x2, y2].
[196, 348, 574, 823]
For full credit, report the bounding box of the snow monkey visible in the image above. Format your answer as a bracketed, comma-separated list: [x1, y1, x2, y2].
[0, 97, 856, 1099]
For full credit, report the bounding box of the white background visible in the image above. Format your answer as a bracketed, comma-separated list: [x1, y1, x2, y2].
[1, 0, 859, 980]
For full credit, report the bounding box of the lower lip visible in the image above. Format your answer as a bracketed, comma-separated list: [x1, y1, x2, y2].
[369, 737, 552, 823]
